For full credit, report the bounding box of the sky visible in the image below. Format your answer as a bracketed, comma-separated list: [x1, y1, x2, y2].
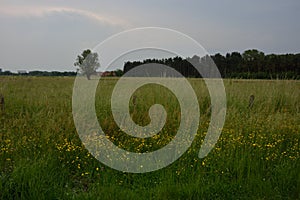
[0, 0, 299, 72]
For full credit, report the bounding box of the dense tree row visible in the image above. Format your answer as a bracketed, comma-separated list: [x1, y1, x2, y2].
[0, 70, 124, 77]
[0, 71, 77, 76]
[1, 49, 299, 79]
[124, 49, 300, 79]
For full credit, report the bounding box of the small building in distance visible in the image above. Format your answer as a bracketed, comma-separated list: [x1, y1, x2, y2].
[99, 71, 116, 77]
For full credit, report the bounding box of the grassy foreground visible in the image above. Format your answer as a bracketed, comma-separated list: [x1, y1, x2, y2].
[0, 76, 299, 199]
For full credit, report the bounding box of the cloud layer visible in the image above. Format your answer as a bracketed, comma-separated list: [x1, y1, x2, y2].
[0, 1, 299, 72]
[0, 5, 129, 71]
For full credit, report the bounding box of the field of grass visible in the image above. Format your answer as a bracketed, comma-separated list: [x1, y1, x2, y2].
[0, 76, 299, 199]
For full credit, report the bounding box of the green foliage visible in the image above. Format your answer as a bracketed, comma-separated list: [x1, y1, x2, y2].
[74, 49, 100, 80]
[0, 77, 299, 199]
[124, 50, 300, 79]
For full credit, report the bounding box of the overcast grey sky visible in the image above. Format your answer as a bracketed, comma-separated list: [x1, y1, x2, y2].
[0, 0, 299, 72]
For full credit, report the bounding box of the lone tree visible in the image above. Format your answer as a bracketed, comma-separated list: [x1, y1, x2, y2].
[74, 49, 100, 80]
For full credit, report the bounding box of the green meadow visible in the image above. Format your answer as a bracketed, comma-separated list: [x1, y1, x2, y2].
[0, 76, 299, 199]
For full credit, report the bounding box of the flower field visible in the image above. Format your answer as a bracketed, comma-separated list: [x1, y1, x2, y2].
[0, 76, 299, 199]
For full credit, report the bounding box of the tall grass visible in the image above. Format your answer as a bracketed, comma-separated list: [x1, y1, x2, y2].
[0, 76, 299, 199]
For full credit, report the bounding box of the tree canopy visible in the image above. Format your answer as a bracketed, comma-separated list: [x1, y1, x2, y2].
[124, 49, 300, 79]
[74, 49, 100, 80]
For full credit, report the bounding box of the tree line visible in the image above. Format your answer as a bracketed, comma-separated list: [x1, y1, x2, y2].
[0, 70, 77, 76]
[1, 49, 299, 79]
[124, 49, 300, 79]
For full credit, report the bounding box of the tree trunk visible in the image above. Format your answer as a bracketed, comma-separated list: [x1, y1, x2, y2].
[86, 74, 91, 80]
